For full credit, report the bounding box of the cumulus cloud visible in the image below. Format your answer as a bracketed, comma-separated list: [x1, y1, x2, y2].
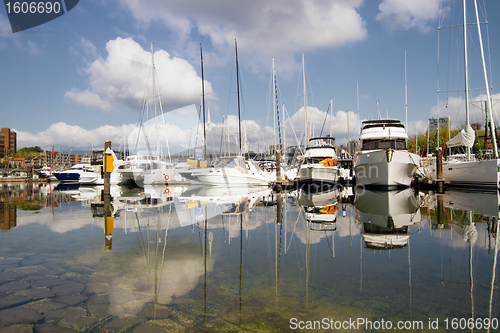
[116, 0, 367, 72]
[65, 89, 112, 112]
[288, 106, 361, 146]
[66, 37, 213, 112]
[376, 0, 442, 32]
[15, 103, 364, 154]
[428, 93, 500, 127]
[15, 122, 136, 151]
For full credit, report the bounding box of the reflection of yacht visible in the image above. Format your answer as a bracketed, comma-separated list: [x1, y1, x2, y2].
[354, 188, 421, 249]
[178, 185, 271, 223]
[354, 120, 419, 188]
[179, 156, 273, 187]
[298, 186, 342, 229]
[442, 190, 500, 218]
[117, 185, 177, 212]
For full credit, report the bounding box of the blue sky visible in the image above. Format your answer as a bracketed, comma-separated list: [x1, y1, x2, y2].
[1, 0, 500, 154]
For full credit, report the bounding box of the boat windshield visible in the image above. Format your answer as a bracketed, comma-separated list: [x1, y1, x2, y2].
[362, 139, 406, 150]
[215, 158, 246, 169]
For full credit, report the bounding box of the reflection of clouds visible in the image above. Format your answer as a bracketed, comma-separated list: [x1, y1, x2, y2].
[17, 206, 93, 234]
[335, 209, 361, 238]
[89, 238, 215, 318]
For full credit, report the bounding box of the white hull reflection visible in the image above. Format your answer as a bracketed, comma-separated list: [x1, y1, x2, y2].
[354, 188, 421, 249]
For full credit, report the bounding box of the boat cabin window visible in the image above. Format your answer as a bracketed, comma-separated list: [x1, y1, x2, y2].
[305, 157, 331, 164]
[362, 138, 406, 150]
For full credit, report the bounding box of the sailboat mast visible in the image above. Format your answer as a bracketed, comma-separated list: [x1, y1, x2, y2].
[235, 39, 242, 154]
[302, 54, 309, 144]
[405, 50, 408, 132]
[463, 0, 471, 160]
[151, 43, 158, 155]
[273, 57, 282, 155]
[200, 43, 207, 161]
[473, 0, 498, 158]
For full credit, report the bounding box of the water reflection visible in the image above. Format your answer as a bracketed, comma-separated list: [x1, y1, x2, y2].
[1, 182, 500, 331]
[354, 188, 421, 249]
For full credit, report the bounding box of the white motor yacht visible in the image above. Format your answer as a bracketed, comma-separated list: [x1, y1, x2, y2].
[354, 120, 420, 189]
[117, 154, 178, 187]
[298, 137, 342, 185]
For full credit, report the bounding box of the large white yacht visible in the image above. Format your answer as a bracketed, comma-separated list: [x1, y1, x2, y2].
[354, 119, 420, 189]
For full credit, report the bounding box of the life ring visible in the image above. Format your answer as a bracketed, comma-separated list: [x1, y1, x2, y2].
[164, 174, 169, 181]
[165, 188, 170, 194]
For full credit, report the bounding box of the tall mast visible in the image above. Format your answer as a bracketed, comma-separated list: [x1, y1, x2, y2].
[405, 50, 408, 131]
[151, 42, 159, 155]
[273, 57, 282, 155]
[302, 54, 309, 144]
[200, 43, 207, 161]
[463, 0, 471, 160]
[474, 0, 498, 158]
[235, 39, 242, 154]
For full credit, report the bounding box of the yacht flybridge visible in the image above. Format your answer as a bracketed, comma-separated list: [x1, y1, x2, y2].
[354, 119, 420, 189]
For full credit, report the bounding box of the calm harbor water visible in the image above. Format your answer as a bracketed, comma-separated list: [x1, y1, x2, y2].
[0, 182, 499, 332]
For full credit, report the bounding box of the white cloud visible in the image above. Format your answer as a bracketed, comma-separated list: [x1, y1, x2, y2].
[66, 37, 213, 112]
[15, 122, 136, 151]
[26, 40, 41, 55]
[376, 0, 442, 32]
[428, 93, 500, 128]
[65, 88, 112, 112]
[288, 106, 361, 146]
[116, 0, 367, 72]
[15, 104, 365, 154]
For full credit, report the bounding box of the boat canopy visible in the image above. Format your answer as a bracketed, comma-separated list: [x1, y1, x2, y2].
[446, 124, 475, 148]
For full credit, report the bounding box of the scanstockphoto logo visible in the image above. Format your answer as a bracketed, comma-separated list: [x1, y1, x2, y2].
[3, 0, 79, 33]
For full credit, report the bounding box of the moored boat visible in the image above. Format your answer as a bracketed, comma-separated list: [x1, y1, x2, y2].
[298, 137, 342, 185]
[354, 119, 420, 189]
[53, 163, 94, 182]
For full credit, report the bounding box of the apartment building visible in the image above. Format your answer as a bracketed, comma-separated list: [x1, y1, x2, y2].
[0, 127, 16, 156]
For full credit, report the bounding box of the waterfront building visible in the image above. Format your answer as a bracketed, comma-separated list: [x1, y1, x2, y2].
[0, 128, 16, 157]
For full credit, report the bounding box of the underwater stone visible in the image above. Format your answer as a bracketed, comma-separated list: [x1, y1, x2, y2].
[50, 283, 85, 297]
[0, 281, 30, 293]
[0, 307, 43, 326]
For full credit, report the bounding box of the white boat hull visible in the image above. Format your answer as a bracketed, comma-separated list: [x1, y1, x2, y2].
[443, 158, 500, 189]
[354, 150, 419, 188]
[194, 171, 271, 187]
[298, 165, 340, 184]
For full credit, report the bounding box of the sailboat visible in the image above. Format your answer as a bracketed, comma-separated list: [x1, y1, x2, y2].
[297, 54, 343, 186]
[436, 0, 499, 189]
[180, 39, 273, 187]
[118, 43, 178, 187]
